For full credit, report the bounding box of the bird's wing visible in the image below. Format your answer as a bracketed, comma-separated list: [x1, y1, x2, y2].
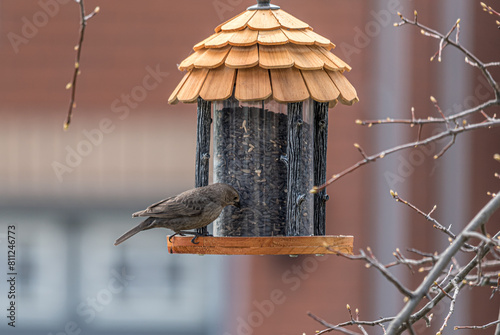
[132, 196, 175, 217]
[146, 196, 176, 210]
[134, 194, 208, 218]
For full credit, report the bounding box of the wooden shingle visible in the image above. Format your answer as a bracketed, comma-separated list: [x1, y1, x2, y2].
[170, 4, 358, 106]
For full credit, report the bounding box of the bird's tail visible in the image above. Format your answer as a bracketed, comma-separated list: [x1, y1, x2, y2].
[114, 217, 154, 246]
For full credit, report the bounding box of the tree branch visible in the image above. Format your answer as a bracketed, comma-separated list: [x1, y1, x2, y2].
[310, 7, 499, 335]
[64, 0, 100, 130]
[455, 319, 500, 331]
[386, 194, 500, 334]
[356, 99, 499, 128]
[332, 248, 414, 298]
[389, 191, 476, 251]
[396, 9, 499, 98]
[308, 312, 362, 335]
[311, 118, 500, 192]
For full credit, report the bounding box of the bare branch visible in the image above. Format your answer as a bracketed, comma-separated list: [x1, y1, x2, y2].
[437, 281, 463, 334]
[312, 116, 500, 192]
[430, 96, 449, 129]
[455, 319, 500, 330]
[308, 311, 397, 335]
[386, 194, 500, 334]
[463, 231, 500, 246]
[331, 248, 414, 298]
[484, 61, 500, 68]
[389, 190, 476, 251]
[353, 143, 368, 160]
[412, 248, 483, 319]
[356, 99, 499, 128]
[347, 305, 369, 335]
[310, 8, 500, 335]
[433, 280, 454, 300]
[64, 1, 100, 130]
[395, 9, 500, 98]
[307, 312, 362, 335]
[480, 2, 500, 17]
[435, 134, 456, 159]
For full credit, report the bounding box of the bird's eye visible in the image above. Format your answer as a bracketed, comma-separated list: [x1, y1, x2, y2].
[234, 196, 239, 201]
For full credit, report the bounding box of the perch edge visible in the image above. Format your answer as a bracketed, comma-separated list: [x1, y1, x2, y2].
[167, 235, 353, 255]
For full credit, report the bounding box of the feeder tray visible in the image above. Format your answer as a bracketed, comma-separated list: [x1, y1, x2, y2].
[167, 235, 353, 255]
[167, 0, 357, 255]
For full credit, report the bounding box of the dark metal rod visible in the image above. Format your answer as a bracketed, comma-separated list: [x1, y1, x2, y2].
[195, 97, 212, 236]
[313, 101, 329, 236]
[286, 102, 305, 236]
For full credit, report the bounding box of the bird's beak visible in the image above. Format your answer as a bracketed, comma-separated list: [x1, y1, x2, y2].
[234, 201, 241, 208]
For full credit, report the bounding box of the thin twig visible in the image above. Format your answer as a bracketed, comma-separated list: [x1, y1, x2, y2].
[347, 305, 369, 335]
[386, 194, 500, 334]
[356, 99, 499, 128]
[307, 312, 361, 335]
[310, 9, 500, 335]
[434, 134, 456, 159]
[308, 311, 397, 335]
[412, 247, 490, 323]
[437, 281, 463, 334]
[433, 281, 454, 300]
[430, 96, 448, 128]
[311, 117, 500, 192]
[406, 322, 416, 335]
[389, 190, 474, 251]
[463, 231, 500, 246]
[484, 61, 500, 67]
[455, 319, 500, 330]
[396, 10, 500, 98]
[480, 2, 500, 17]
[64, 1, 100, 130]
[332, 249, 414, 298]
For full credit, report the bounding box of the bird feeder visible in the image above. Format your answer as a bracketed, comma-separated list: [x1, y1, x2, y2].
[167, 0, 357, 255]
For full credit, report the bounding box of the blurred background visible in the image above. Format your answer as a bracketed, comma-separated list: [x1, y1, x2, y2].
[1, 0, 499, 334]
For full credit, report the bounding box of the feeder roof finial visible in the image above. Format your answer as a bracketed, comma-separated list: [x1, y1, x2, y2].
[248, 0, 280, 10]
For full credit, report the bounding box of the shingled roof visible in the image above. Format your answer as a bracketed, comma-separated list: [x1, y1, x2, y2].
[168, 3, 358, 107]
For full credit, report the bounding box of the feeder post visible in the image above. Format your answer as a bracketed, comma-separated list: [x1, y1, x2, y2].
[286, 102, 306, 236]
[195, 97, 212, 236]
[313, 101, 329, 236]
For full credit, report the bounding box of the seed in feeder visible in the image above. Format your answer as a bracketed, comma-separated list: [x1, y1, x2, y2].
[214, 106, 288, 237]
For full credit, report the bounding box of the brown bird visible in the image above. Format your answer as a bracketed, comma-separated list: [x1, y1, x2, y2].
[114, 183, 240, 246]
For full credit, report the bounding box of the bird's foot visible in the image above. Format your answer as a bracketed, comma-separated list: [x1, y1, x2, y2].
[193, 231, 213, 243]
[171, 231, 211, 244]
[191, 235, 200, 244]
[169, 231, 192, 242]
[175, 230, 210, 244]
